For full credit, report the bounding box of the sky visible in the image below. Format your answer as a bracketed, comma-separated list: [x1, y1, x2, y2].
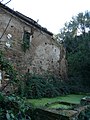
[2, 0, 90, 34]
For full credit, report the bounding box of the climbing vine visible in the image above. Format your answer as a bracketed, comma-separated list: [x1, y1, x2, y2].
[21, 41, 29, 52]
[0, 51, 18, 91]
[21, 31, 30, 52]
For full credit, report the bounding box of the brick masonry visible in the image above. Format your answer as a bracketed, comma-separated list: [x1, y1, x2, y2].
[0, 5, 62, 76]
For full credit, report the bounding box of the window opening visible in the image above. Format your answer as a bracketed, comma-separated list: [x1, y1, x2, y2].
[22, 31, 31, 52]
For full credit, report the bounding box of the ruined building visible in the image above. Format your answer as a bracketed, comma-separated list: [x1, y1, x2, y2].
[0, 3, 67, 83]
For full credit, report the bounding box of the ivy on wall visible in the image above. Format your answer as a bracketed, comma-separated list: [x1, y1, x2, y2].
[0, 51, 18, 91]
[21, 31, 31, 52]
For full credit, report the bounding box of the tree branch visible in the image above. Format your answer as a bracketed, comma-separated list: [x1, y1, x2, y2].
[4, 0, 12, 5]
[0, 0, 12, 4]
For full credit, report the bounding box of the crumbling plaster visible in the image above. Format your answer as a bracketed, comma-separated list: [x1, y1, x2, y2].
[0, 7, 61, 75]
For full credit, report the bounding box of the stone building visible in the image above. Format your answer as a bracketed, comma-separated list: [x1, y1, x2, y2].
[0, 3, 61, 77]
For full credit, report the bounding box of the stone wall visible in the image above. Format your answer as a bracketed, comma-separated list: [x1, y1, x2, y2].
[0, 7, 60, 75]
[59, 44, 68, 79]
[33, 108, 69, 120]
[32, 105, 90, 120]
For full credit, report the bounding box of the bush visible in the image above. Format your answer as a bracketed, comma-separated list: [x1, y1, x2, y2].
[18, 73, 69, 99]
[0, 92, 31, 120]
[78, 106, 90, 120]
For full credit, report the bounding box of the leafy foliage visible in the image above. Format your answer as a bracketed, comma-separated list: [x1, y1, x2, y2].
[21, 31, 30, 52]
[0, 51, 18, 84]
[0, 92, 31, 120]
[57, 11, 90, 92]
[78, 106, 90, 120]
[18, 73, 69, 98]
[0, 51, 19, 95]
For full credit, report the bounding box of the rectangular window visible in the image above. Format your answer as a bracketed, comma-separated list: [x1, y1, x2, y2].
[23, 31, 30, 46]
[22, 31, 31, 52]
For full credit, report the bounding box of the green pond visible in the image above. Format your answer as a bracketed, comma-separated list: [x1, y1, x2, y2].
[27, 94, 90, 109]
[47, 103, 72, 109]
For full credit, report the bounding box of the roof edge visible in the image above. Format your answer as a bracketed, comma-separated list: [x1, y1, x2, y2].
[0, 2, 53, 36]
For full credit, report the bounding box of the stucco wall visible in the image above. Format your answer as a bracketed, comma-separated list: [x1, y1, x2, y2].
[0, 7, 60, 75]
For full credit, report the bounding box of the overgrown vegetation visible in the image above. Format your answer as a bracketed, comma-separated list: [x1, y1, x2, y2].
[0, 10, 90, 120]
[18, 73, 69, 98]
[0, 92, 31, 120]
[78, 106, 90, 120]
[0, 51, 18, 92]
[57, 11, 90, 93]
[21, 31, 31, 52]
[28, 94, 86, 107]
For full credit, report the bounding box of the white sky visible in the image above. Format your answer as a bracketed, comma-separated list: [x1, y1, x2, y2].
[3, 0, 90, 34]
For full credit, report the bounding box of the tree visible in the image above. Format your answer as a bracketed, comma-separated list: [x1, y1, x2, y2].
[57, 11, 90, 89]
[58, 11, 90, 43]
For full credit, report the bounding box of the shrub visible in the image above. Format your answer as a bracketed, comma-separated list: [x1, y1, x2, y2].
[18, 73, 69, 98]
[0, 92, 31, 120]
[78, 106, 90, 120]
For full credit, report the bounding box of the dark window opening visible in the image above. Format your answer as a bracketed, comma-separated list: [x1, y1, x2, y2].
[23, 31, 30, 41]
[23, 31, 31, 50]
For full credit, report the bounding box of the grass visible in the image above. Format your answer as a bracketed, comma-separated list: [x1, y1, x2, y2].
[27, 94, 88, 108]
[48, 103, 72, 109]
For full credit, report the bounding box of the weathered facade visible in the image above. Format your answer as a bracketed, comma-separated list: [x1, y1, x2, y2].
[0, 3, 61, 76]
